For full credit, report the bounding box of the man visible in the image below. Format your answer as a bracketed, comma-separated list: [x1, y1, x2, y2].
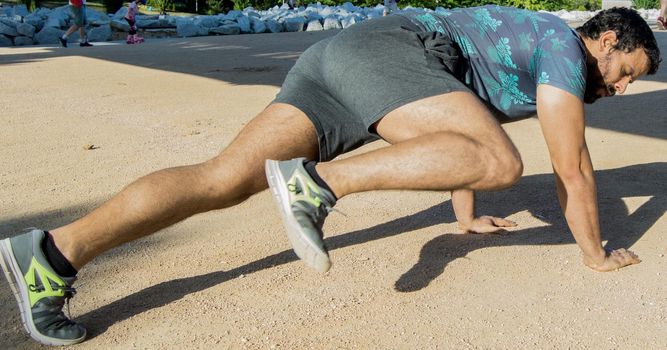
[0, 6, 660, 346]
[59, 0, 93, 47]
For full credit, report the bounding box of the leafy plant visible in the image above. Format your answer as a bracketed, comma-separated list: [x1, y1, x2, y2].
[632, 0, 658, 9]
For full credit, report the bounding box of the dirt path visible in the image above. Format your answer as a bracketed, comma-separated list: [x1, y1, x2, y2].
[1, 31, 665, 349]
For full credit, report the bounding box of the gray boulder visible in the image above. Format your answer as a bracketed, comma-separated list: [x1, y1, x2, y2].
[266, 19, 283, 33]
[88, 23, 111, 42]
[194, 16, 219, 28]
[323, 16, 341, 30]
[306, 19, 323, 31]
[113, 7, 128, 20]
[34, 8, 52, 19]
[110, 19, 131, 31]
[236, 16, 251, 33]
[210, 24, 240, 35]
[17, 22, 36, 37]
[24, 14, 44, 31]
[13, 4, 30, 18]
[226, 10, 244, 19]
[0, 20, 18, 37]
[249, 17, 266, 33]
[44, 8, 70, 29]
[14, 36, 34, 46]
[0, 34, 12, 46]
[284, 17, 306, 32]
[34, 26, 64, 45]
[176, 19, 201, 37]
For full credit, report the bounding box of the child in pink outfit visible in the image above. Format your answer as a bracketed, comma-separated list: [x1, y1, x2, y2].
[125, 0, 146, 44]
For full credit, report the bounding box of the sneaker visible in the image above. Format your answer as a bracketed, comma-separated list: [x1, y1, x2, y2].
[59, 37, 67, 48]
[0, 229, 86, 346]
[265, 158, 336, 273]
[79, 42, 93, 47]
[658, 16, 666, 30]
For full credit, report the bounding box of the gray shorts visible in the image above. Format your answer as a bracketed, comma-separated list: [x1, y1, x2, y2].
[70, 5, 87, 26]
[273, 15, 471, 161]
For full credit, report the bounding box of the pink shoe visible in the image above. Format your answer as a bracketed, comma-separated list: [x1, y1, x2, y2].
[135, 35, 144, 43]
[658, 16, 666, 30]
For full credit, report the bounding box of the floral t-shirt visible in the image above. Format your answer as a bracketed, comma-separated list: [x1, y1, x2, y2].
[400, 5, 587, 118]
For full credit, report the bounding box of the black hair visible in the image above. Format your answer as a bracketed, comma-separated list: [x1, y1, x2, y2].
[576, 7, 661, 75]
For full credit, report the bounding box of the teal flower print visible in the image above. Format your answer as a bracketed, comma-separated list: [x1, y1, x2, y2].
[458, 36, 477, 56]
[471, 8, 502, 34]
[550, 37, 569, 52]
[519, 32, 534, 51]
[484, 71, 533, 110]
[488, 37, 517, 69]
[538, 72, 550, 84]
[563, 57, 585, 94]
[415, 14, 445, 34]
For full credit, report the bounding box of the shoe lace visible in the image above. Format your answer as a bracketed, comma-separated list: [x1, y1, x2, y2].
[28, 284, 78, 319]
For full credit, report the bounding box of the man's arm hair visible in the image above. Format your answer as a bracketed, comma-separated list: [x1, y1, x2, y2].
[536, 85, 603, 265]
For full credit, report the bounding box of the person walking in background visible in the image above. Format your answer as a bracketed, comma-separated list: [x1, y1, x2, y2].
[59, 0, 92, 47]
[658, 0, 667, 29]
[125, 0, 146, 44]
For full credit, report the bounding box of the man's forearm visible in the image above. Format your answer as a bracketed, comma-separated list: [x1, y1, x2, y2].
[555, 172, 606, 264]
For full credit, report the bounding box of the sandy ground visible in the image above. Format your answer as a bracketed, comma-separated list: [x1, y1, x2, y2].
[0, 28, 665, 349]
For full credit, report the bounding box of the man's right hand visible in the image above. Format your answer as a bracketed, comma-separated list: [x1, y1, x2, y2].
[583, 248, 641, 272]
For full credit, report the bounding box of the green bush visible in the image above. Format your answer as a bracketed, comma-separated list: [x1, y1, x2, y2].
[632, 0, 658, 9]
[147, 0, 175, 13]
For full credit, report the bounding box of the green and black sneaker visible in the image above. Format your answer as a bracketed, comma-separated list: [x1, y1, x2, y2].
[0, 229, 86, 346]
[265, 158, 337, 273]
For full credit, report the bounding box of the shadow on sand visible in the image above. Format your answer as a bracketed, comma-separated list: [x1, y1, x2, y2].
[0, 162, 660, 339]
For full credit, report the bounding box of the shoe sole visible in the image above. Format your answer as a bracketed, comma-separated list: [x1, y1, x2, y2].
[0, 239, 86, 346]
[265, 159, 331, 273]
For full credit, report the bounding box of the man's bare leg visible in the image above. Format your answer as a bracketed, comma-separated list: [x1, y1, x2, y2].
[265, 92, 522, 272]
[50, 103, 319, 270]
[317, 92, 523, 197]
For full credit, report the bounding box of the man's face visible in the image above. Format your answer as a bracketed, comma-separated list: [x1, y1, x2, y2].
[584, 43, 650, 104]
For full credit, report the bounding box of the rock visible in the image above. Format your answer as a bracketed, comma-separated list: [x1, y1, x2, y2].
[34, 26, 64, 45]
[111, 19, 131, 31]
[12, 4, 30, 18]
[17, 23, 36, 37]
[265, 19, 283, 33]
[236, 16, 251, 33]
[210, 24, 241, 35]
[306, 18, 323, 31]
[44, 8, 69, 29]
[284, 17, 305, 32]
[250, 17, 266, 33]
[14, 36, 34, 46]
[322, 16, 341, 30]
[88, 24, 111, 42]
[113, 7, 128, 20]
[33, 8, 52, 19]
[24, 14, 44, 31]
[176, 19, 201, 37]
[194, 16, 220, 28]
[0, 19, 18, 37]
[0, 34, 13, 46]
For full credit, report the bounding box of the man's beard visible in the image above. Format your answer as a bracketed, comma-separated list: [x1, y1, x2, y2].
[584, 52, 614, 104]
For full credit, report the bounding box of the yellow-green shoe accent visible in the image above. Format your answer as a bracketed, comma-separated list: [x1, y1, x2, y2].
[0, 229, 86, 346]
[266, 158, 337, 273]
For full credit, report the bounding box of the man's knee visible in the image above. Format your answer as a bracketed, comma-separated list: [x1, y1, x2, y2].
[485, 147, 523, 189]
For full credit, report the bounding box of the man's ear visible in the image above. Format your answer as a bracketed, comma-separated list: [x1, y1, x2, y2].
[598, 30, 618, 53]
